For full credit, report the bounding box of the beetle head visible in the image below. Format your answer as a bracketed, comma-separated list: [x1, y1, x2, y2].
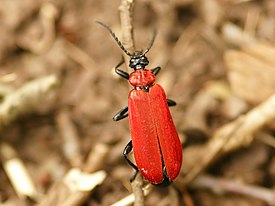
[129, 51, 149, 70]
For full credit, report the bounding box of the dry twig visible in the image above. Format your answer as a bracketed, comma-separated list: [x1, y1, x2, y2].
[16, 2, 59, 54]
[191, 174, 275, 205]
[118, 0, 146, 206]
[0, 143, 39, 200]
[0, 75, 58, 130]
[179, 93, 275, 185]
[118, 0, 135, 72]
[56, 110, 82, 167]
[110, 184, 152, 206]
[37, 143, 109, 206]
[130, 173, 145, 206]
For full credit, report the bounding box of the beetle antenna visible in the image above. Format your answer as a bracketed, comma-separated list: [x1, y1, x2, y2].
[96, 21, 132, 57]
[143, 29, 157, 55]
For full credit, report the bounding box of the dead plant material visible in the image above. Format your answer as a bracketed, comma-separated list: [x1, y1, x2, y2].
[37, 143, 108, 206]
[110, 184, 152, 206]
[16, 2, 59, 54]
[0, 75, 58, 129]
[38, 169, 106, 206]
[224, 23, 275, 104]
[179, 93, 275, 185]
[225, 48, 275, 104]
[56, 109, 82, 168]
[0, 143, 39, 200]
[191, 174, 275, 205]
[119, 0, 135, 72]
[1, 1, 275, 206]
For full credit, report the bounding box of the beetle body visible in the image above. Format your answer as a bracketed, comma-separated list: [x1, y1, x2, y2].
[97, 21, 182, 186]
[129, 83, 182, 184]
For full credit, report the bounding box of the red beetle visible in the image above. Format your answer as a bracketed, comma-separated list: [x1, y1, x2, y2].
[97, 21, 182, 186]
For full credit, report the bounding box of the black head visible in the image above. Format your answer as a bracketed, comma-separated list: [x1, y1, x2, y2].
[129, 51, 149, 70]
[97, 21, 156, 70]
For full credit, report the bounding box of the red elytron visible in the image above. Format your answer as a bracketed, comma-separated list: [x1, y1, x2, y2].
[97, 21, 182, 186]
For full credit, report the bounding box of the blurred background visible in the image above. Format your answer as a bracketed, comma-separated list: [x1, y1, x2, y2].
[0, 0, 275, 205]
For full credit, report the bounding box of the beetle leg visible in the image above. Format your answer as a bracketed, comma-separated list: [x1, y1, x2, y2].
[113, 106, 128, 121]
[130, 170, 139, 182]
[115, 60, 130, 79]
[151, 66, 161, 76]
[167, 99, 176, 107]
[151, 68, 177, 107]
[123, 141, 139, 182]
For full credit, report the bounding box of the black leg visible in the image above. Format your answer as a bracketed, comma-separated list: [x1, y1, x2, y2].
[123, 141, 139, 182]
[130, 170, 139, 182]
[113, 106, 128, 121]
[167, 99, 176, 107]
[115, 60, 129, 80]
[151, 66, 161, 76]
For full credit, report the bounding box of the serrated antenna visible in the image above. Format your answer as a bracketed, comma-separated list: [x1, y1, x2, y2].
[143, 29, 157, 55]
[96, 21, 132, 56]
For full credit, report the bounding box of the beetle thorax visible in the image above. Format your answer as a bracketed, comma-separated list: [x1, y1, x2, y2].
[129, 69, 156, 88]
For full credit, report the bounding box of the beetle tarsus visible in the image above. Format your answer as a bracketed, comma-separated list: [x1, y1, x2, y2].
[115, 60, 130, 79]
[151, 66, 161, 76]
[130, 170, 139, 182]
[113, 106, 128, 121]
[123, 141, 140, 182]
[167, 99, 176, 107]
[123, 141, 139, 171]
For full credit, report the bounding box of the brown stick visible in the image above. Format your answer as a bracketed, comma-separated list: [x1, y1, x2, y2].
[191, 174, 275, 205]
[131, 173, 145, 206]
[37, 144, 108, 206]
[178, 93, 275, 186]
[16, 2, 59, 54]
[0, 75, 58, 130]
[119, 0, 135, 72]
[56, 109, 82, 167]
[118, 0, 145, 206]
[1, 143, 39, 200]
